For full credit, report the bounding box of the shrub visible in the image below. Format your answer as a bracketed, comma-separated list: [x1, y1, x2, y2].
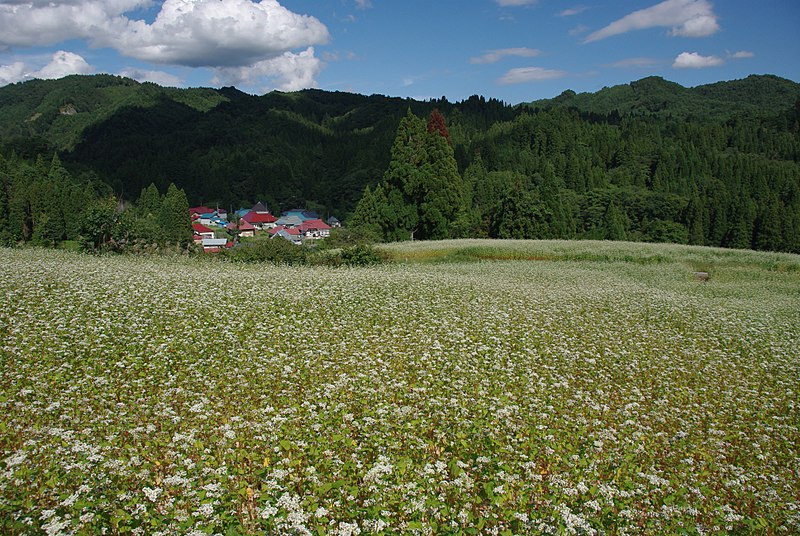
[339, 244, 383, 266]
[221, 237, 308, 265]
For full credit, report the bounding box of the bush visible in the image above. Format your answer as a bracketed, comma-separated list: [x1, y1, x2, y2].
[221, 237, 308, 265]
[339, 244, 383, 266]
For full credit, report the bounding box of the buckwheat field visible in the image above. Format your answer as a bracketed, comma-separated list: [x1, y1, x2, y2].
[1, 242, 798, 535]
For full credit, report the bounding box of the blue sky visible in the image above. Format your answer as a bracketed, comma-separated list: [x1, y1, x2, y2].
[1, 1, 798, 104]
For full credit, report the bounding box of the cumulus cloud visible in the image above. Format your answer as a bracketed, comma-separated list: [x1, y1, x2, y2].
[119, 67, 183, 86]
[0, 50, 92, 85]
[112, 0, 329, 68]
[354, 0, 372, 8]
[470, 47, 542, 65]
[584, 0, 719, 43]
[0, 61, 26, 85]
[0, 0, 148, 48]
[0, 1, 330, 91]
[212, 46, 322, 91]
[731, 50, 754, 59]
[497, 66, 566, 84]
[34, 50, 92, 78]
[672, 51, 723, 68]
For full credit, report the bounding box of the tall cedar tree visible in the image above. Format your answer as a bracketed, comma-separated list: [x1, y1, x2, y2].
[354, 109, 465, 241]
[159, 183, 192, 245]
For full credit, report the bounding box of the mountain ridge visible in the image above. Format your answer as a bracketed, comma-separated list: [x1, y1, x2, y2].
[1, 73, 798, 254]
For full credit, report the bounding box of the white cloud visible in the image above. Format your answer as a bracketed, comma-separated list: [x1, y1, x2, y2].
[354, 0, 372, 9]
[119, 67, 182, 86]
[212, 46, 322, 91]
[33, 50, 92, 78]
[731, 50, 754, 59]
[559, 6, 587, 17]
[0, 1, 149, 48]
[672, 51, 723, 68]
[0, 50, 92, 85]
[0, 1, 329, 69]
[610, 57, 662, 68]
[584, 0, 719, 43]
[470, 47, 542, 65]
[112, 0, 330, 68]
[0, 61, 26, 85]
[497, 66, 567, 85]
[496, 0, 537, 6]
[0, 1, 330, 91]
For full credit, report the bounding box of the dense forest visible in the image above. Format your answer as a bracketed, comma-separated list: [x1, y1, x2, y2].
[0, 73, 798, 252]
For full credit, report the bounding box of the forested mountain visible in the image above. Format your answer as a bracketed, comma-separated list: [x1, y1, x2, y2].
[0, 73, 799, 252]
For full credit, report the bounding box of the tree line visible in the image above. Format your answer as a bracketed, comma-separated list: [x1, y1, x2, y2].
[348, 100, 800, 253]
[0, 151, 193, 251]
[1, 74, 799, 253]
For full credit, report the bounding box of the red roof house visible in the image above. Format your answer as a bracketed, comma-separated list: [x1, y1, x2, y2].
[192, 223, 215, 240]
[228, 219, 256, 238]
[297, 219, 332, 239]
[242, 211, 278, 229]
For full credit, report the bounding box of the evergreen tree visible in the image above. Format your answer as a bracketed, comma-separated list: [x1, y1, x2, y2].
[753, 197, 783, 251]
[62, 184, 93, 241]
[603, 201, 628, 241]
[420, 124, 465, 239]
[137, 183, 162, 218]
[135, 183, 164, 243]
[491, 184, 546, 239]
[427, 108, 451, 145]
[368, 109, 465, 241]
[685, 195, 706, 246]
[159, 183, 192, 245]
[7, 164, 36, 242]
[348, 185, 383, 241]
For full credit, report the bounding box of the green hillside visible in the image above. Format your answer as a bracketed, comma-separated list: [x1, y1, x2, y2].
[0, 74, 799, 253]
[0, 74, 227, 150]
[528, 74, 800, 118]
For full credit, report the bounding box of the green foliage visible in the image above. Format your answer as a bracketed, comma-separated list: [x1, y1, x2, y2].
[2, 74, 800, 253]
[362, 110, 466, 241]
[159, 183, 192, 245]
[79, 196, 121, 250]
[338, 243, 383, 266]
[2, 244, 799, 533]
[220, 237, 309, 265]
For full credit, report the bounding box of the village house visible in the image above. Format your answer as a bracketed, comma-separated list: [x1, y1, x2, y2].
[297, 219, 332, 240]
[192, 223, 215, 240]
[228, 219, 256, 238]
[189, 204, 341, 251]
[270, 226, 303, 245]
[200, 237, 230, 252]
[242, 211, 277, 230]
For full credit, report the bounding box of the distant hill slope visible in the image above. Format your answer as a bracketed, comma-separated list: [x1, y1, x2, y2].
[0, 74, 798, 252]
[0, 74, 228, 150]
[527, 74, 800, 118]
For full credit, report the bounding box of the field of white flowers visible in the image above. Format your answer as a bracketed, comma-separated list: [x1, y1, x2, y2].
[1, 242, 798, 535]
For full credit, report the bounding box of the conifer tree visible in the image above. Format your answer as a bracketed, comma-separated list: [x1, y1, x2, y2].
[365, 109, 466, 241]
[427, 109, 451, 145]
[603, 201, 627, 241]
[159, 183, 192, 245]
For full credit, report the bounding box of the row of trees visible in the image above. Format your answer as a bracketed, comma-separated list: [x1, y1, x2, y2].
[348, 104, 800, 253]
[0, 152, 192, 250]
[2, 75, 798, 254]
